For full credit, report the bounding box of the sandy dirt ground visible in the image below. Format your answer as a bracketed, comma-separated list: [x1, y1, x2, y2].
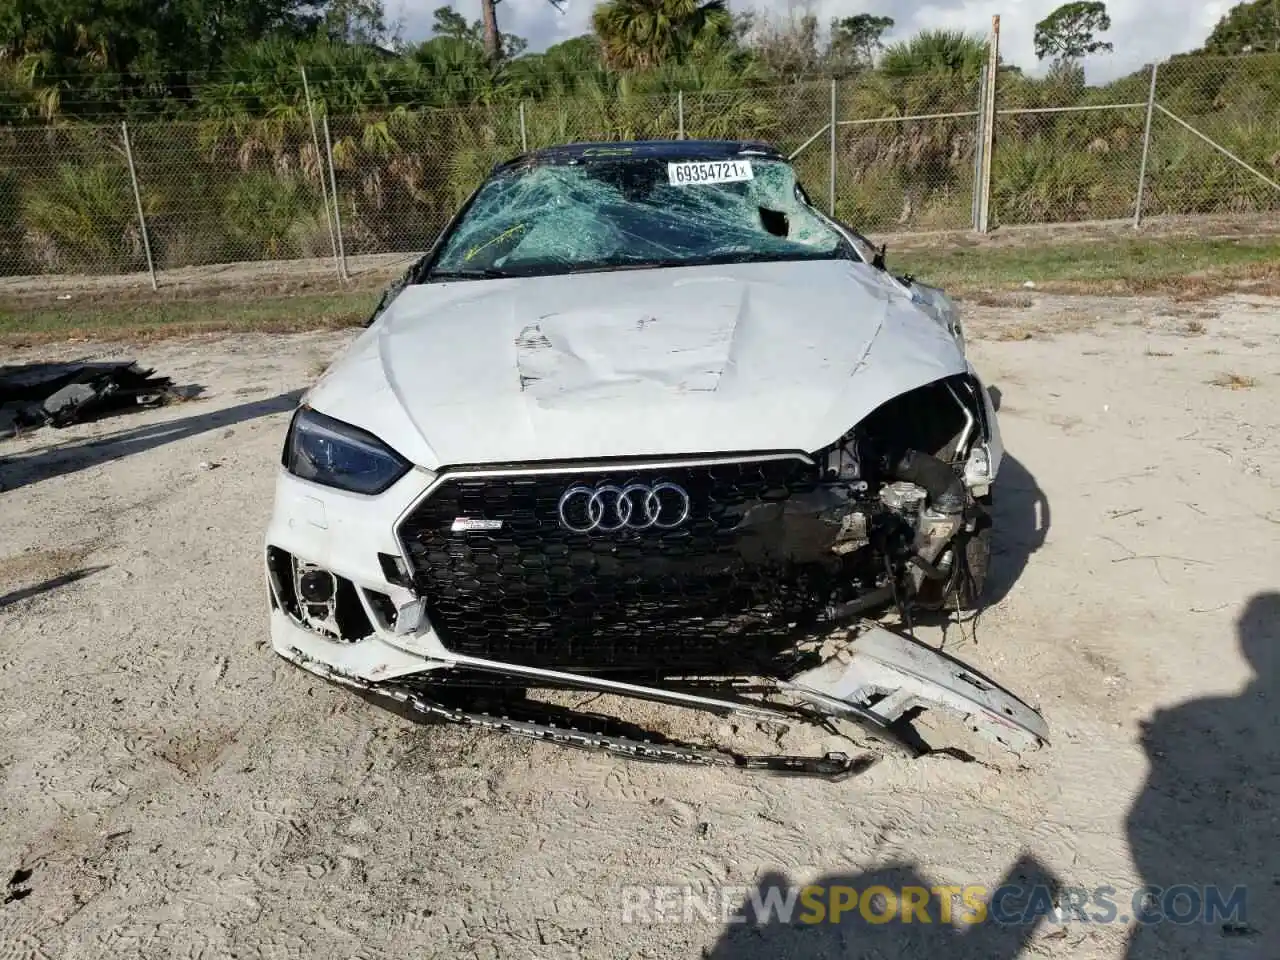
[1, 291, 1277, 959]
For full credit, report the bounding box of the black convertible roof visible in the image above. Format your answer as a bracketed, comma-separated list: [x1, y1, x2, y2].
[494, 139, 785, 172]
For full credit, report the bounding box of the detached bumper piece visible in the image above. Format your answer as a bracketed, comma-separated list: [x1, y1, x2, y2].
[376, 685, 877, 781]
[0, 361, 175, 432]
[784, 623, 1051, 754]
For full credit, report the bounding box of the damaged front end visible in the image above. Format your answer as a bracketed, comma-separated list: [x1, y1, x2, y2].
[267, 368, 1042, 778]
[735, 369, 1000, 631]
[264, 137, 1040, 775]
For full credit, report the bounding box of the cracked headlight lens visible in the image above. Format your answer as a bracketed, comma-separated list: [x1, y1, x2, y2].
[283, 407, 410, 495]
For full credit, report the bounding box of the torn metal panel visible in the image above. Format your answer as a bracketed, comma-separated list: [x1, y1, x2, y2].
[0, 361, 174, 432]
[785, 621, 1050, 754]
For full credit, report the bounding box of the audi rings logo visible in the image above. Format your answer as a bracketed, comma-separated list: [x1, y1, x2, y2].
[557, 482, 692, 533]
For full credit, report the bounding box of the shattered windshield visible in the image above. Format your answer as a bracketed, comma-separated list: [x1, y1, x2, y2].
[428, 154, 850, 279]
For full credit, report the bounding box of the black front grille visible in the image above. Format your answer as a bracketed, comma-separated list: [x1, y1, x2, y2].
[397, 456, 846, 673]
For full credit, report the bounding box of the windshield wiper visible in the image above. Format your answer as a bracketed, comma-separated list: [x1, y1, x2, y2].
[707, 249, 845, 266]
[425, 267, 516, 282]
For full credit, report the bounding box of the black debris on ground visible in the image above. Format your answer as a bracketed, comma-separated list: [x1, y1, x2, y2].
[0, 361, 176, 434]
[4, 866, 32, 905]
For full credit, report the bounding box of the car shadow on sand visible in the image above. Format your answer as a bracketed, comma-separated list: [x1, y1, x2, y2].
[703, 854, 1060, 960]
[0, 390, 302, 493]
[984, 450, 1050, 608]
[1123, 591, 1277, 956]
[978, 383, 1050, 609]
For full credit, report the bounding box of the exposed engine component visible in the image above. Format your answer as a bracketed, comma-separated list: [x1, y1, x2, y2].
[830, 509, 869, 555]
[820, 435, 863, 482]
[879, 481, 927, 517]
[885, 449, 966, 594]
[840, 374, 988, 612]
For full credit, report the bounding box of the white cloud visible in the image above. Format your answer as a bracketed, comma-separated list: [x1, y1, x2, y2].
[392, 0, 1236, 82]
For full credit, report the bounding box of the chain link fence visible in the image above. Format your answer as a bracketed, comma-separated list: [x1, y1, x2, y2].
[836, 72, 983, 233]
[992, 66, 1153, 225]
[0, 52, 1276, 282]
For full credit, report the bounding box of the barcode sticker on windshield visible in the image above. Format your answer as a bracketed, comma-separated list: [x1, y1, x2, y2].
[667, 160, 754, 186]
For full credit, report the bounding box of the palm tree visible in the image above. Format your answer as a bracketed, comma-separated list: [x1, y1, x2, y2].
[505, 35, 606, 99]
[879, 29, 987, 79]
[591, 0, 733, 70]
[482, 0, 567, 62]
[481, 0, 503, 60]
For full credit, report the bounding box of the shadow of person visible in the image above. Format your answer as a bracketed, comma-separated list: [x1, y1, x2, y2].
[1124, 592, 1278, 958]
[704, 854, 1059, 960]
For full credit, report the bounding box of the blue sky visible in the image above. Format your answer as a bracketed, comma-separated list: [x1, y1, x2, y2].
[385, 0, 1238, 82]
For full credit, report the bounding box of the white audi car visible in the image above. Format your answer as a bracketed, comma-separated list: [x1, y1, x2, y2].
[265, 140, 1047, 775]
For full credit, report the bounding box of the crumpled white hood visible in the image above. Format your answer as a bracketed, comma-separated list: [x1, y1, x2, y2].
[307, 259, 969, 469]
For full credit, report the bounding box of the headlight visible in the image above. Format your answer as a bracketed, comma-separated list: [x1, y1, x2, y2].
[283, 407, 410, 495]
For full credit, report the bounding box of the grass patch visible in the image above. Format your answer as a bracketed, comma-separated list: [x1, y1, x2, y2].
[2, 231, 1279, 344]
[891, 235, 1280, 295]
[0, 290, 380, 344]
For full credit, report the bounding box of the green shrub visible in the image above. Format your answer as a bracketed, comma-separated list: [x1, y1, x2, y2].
[1146, 118, 1280, 215]
[0, 169, 26, 275]
[220, 172, 325, 260]
[992, 140, 1109, 224]
[23, 163, 148, 272]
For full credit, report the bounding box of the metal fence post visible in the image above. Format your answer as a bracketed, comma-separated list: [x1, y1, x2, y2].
[1134, 61, 1160, 228]
[302, 67, 342, 278]
[121, 122, 157, 291]
[828, 79, 837, 216]
[677, 90, 685, 140]
[322, 116, 349, 282]
[977, 15, 1000, 233]
[971, 67, 987, 231]
[519, 101, 528, 152]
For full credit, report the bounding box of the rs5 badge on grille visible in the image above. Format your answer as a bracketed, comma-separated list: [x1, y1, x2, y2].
[451, 518, 504, 533]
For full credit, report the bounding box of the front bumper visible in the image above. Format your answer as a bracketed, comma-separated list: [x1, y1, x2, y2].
[265, 451, 865, 684]
[265, 462, 451, 681]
